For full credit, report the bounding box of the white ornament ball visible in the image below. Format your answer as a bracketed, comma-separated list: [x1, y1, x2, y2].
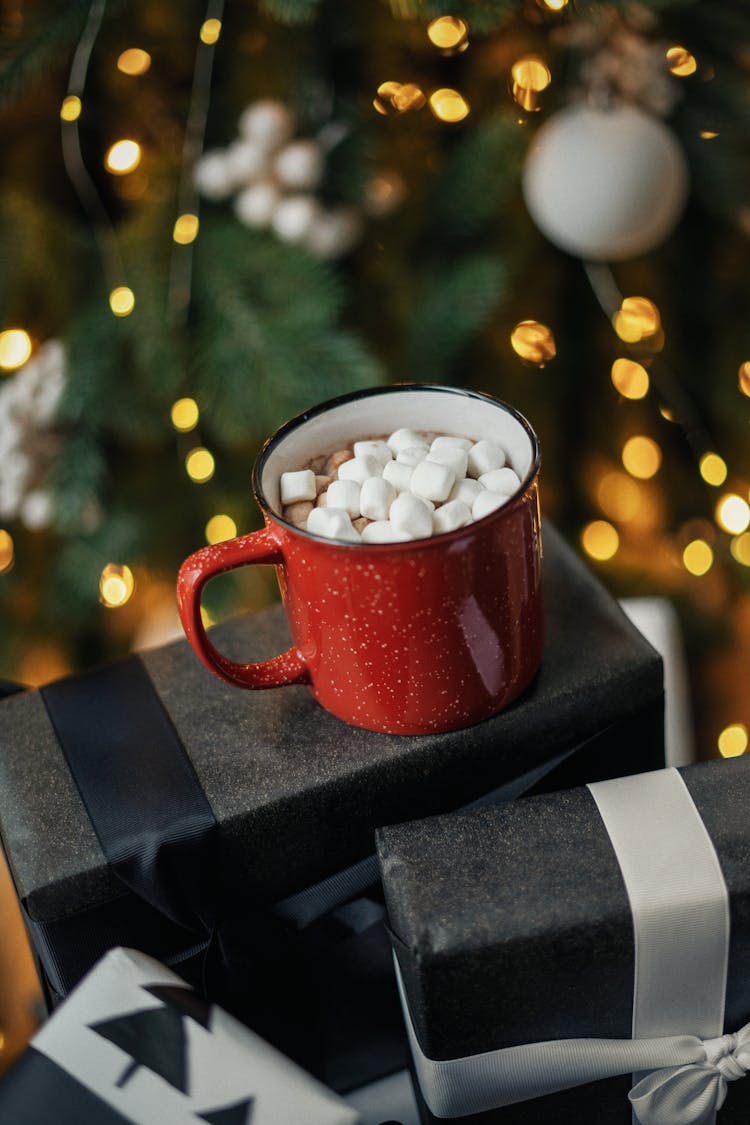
[522, 103, 689, 261]
[238, 99, 295, 151]
[273, 140, 324, 191]
[234, 181, 280, 228]
[305, 207, 363, 259]
[194, 150, 234, 201]
[270, 195, 321, 244]
[225, 139, 269, 188]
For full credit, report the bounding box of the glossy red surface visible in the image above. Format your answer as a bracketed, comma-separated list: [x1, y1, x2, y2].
[177, 483, 543, 735]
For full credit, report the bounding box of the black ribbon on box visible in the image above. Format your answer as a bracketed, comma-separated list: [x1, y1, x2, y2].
[40, 658, 220, 946]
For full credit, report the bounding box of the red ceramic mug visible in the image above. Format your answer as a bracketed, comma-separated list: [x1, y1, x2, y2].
[177, 384, 543, 735]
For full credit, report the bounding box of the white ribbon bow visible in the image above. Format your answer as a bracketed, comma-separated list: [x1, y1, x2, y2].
[630, 1022, 750, 1125]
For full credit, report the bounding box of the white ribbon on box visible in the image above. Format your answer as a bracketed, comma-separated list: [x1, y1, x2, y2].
[397, 767, 746, 1124]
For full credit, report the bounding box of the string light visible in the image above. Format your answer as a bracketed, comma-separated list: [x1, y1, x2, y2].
[540, 0, 568, 8]
[373, 81, 426, 116]
[715, 493, 750, 534]
[60, 95, 81, 121]
[173, 213, 200, 244]
[738, 361, 750, 397]
[700, 131, 718, 140]
[109, 286, 135, 317]
[185, 447, 215, 483]
[730, 533, 750, 566]
[610, 358, 649, 400]
[429, 88, 470, 122]
[205, 514, 237, 543]
[117, 48, 151, 75]
[0, 328, 31, 370]
[699, 452, 728, 487]
[200, 18, 222, 44]
[171, 397, 199, 432]
[666, 46, 697, 77]
[718, 723, 748, 758]
[659, 405, 675, 421]
[597, 472, 641, 522]
[105, 139, 142, 174]
[0, 530, 14, 573]
[510, 320, 556, 365]
[682, 539, 713, 576]
[426, 16, 468, 53]
[622, 436, 662, 479]
[99, 563, 135, 608]
[581, 520, 619, 561]
[613, 297, 661, 343]
[511, 56, 551, 112]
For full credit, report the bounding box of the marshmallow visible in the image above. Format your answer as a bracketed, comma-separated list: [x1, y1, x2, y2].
[427, 446, 468, 481]
[326, 478, 361, 518]
[390, 492, 433, 539]
[479, 467, 522, 495]
[432, 500, 472, 535]
[361, 520, 412, 544]
[472, 490, 508, 520]
[360, 476, 396, 521]
[410, 459, 455, 503]
[307, 506, 361, 542]
[397, 445, 429, 467]
[467, 440, 506, 478]
[353, 439, 392, 465]
[430, 435, 472, 455]
[280, 469, 316, 504]
[387, 428, 426, 455]
[449, 477, 483, 507]
[338, 454, 383, 484]
[382, 460, 413, 493]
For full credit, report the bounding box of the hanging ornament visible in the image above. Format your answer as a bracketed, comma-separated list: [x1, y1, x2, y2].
[522, 103, 689, 261]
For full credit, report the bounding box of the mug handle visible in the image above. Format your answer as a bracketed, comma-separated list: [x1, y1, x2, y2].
[177, 527, 310, 689]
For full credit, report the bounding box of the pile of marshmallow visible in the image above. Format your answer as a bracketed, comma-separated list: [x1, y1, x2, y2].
[279, 429, 522, 544]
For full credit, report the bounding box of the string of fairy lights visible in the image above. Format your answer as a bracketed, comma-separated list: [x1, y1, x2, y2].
[0, 3, 749, 754]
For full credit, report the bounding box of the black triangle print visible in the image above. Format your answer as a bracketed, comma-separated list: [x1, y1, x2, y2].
[197, 1097, 254, 1125]
[90, 1006, 189, 1092]
[144, 984, 212, 1030]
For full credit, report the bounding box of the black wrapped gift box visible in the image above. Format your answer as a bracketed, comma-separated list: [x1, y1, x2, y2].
[377, 758, 750, 1124]
[0, 524, 663, 1090]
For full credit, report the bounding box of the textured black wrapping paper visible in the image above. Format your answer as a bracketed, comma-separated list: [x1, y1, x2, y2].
[0, 526, 663, 1092]
[376, 757, 750, 1124]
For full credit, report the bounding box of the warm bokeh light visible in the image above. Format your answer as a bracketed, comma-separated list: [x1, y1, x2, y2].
[581, 520, 619, 561]
[0, 529, 14, 573]
[205, 514, 238, 544]
[510, 319, 556, 365]
[540, 0, 568, 8]
[700, 131, 718, 140]
[699, 452, 728, 487]
[682, 539, 713, 576]
[426, 16, 468, 51]
[613, 297, 661, 343]
[610, 358, 649, 400]
[99, 563, 135, 608]
[109, 286, 135, 317]
[173, 213, 200, 244]
[428, 88, 470, 122]
[186, 447, 215, 483]
[511, 56, 551, 111]
[117, 48, 151, 75]
[718, 723, 748, 758]
[596, 472, 641, 523]
[171, 397, 199, 432]
[621, 436, 662, 480]
[730, 533, 750, 567]
[0, 328, 31, 371]
[715, 493, 750, 534]
[104, 139, 142, 174]
[738, 361, 750, 397]
[373, 81, 426, 115]
[60, 95, 81, 122]
[666, 46, 697, 77]
[659, 405, 675, 421]
[200, 18, 222, 44]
